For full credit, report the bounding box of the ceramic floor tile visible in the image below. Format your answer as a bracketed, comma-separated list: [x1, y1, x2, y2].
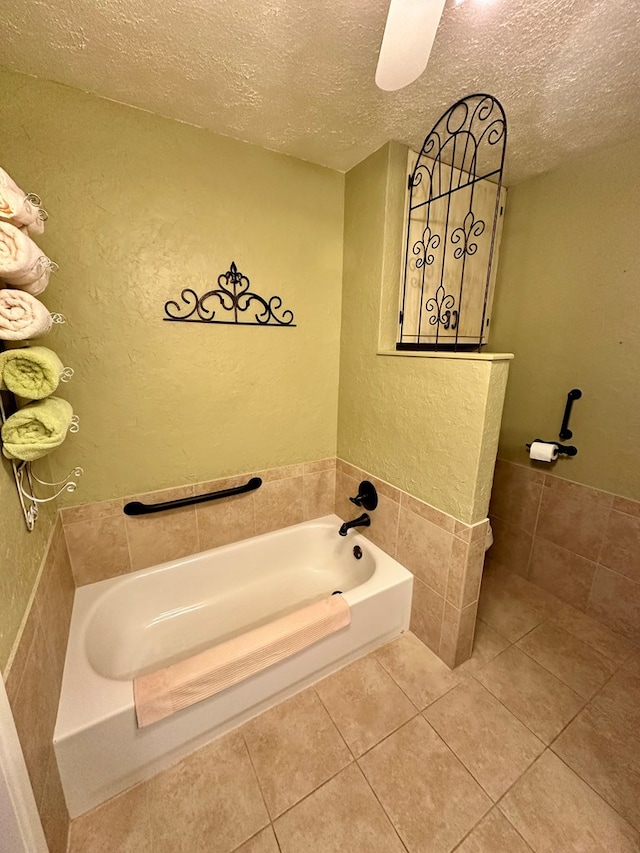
[592, 653, 640, 739]
[273, 763, 405, 853]
[475, 645, 585, 743]
[499, 750, 640, 853]
[68, 784, 151, 853]
[552, 704, 640, 831]
[359, 716, 491, 853]
[374, 631, 464, 709]
[242, 687, 352, 818]
[424, 679, 544, 800]
[517, 621, 618, 699]
[455, 619, 511, 676]
[477, 573, 549, 643]
[66, 574, 640, 853]
[528, 536, 596, 611]
[550, 602, 635, 667]
[314, 654, 417, 756]
[232, 826, 280, 853]
[454, 809, 533, 853]
[503, 571, 564, 615]
[147, 730, 269, 853]
[587, 566, 640, 642]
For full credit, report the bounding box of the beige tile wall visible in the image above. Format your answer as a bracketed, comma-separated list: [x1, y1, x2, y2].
[61, 460, 336, 586]
[3, 453, 490, 853]
[59, 454, 488, 667]
[3, 517, 74, 853]
[489, 460, 640, 642]
[335, 459, 489, 668]
[3, 458, 336, 851]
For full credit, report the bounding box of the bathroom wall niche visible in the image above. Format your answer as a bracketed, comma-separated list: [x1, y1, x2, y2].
[397, 94, 507, 352]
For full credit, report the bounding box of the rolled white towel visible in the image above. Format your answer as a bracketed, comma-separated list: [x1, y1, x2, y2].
[0, 289, 53, 340]
[0, 168, 47, 235]
[9, 262, 52, 296]
[7, 254, 54, 290]
[0, 186, 43, 231]
[0, 167, 22, 194]
[25, 212, 46, 237]
[0, 221, 53, 287]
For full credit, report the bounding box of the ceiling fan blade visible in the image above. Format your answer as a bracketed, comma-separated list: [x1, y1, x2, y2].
[375, 0, 447, 91]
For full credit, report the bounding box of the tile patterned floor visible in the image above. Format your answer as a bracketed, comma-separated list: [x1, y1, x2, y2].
[68, 563, 640, 852]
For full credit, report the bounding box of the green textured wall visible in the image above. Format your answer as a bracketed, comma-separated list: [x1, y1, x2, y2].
[337, 143, 510, 524]
[0, 67, 343, 671]
[0, 69, 344, 504]
[490, 137, 640, 500]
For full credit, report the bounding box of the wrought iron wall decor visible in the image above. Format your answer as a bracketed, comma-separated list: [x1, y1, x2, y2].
[397, 93, 507, 351]
[163, 261, 295, 327]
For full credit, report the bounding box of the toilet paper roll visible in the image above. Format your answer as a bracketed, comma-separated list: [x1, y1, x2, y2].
[529, 441, 558, 463]
[485, 521, 494, 552]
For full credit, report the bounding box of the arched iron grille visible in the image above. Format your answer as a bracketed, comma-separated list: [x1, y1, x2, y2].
[397, 94, 507, 351]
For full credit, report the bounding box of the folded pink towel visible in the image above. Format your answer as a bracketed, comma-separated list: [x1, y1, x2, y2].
[134, 594, 351, 728]
[0, 222, 54, 291]
[0, 289, 52, 340]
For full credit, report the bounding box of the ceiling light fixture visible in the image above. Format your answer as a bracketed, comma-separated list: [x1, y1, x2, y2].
[375, 0, 447, 91]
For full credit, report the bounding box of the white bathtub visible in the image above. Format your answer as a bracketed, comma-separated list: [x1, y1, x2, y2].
[54, 514, 413, 817]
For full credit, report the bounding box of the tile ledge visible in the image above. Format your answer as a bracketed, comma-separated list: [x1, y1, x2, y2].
[2, 517, 56, 683]
[377, 350, 513, 361]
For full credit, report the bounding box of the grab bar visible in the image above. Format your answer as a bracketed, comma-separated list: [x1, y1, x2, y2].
[123, 476, 262, 516]
[559, 388, 582, 440]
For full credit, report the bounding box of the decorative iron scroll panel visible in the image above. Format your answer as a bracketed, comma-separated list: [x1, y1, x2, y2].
[164, 262, 295, 327]
[397, 94, 507, 351]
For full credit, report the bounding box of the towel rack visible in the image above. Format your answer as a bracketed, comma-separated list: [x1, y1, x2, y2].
[0, 173, 81, 530]
[0, 389, 83, 530]
[123, 476, 263, 516]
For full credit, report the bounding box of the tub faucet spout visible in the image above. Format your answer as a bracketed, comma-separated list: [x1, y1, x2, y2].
[338, 513, 371, 537]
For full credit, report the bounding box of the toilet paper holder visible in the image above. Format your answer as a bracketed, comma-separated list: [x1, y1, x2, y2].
[526, 439, 578, 457]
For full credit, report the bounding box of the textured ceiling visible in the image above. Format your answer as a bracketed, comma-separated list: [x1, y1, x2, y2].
[2, 0, 639, 184]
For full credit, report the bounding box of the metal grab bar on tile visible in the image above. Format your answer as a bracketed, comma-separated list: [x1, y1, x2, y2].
[123, 476, 263, 516]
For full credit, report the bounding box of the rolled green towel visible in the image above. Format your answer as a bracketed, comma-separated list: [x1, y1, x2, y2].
[0, 346, 64, 399]
[1, 397, 73, 461]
